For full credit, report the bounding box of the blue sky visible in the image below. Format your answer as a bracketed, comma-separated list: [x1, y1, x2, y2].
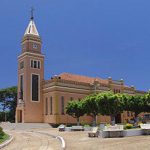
[0, 0, 150, 91]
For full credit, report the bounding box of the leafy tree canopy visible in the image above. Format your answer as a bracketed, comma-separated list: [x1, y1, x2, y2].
[96, 92, 123, 116]
[66, 100, 85, 125]
[83, 94, 99, 117]
[66, 100, 85, 118]
[0, 86, 17, 122]
[124, 95, 145, 116]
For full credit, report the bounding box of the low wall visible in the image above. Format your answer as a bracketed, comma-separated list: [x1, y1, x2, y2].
[101, 129, 144, 138]
[65, 126, 92, 131]
[123, 129, 143, 137]
[101, 131, 123, 138]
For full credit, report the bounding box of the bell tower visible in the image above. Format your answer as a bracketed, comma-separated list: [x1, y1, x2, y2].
[16, 11, 44, 123]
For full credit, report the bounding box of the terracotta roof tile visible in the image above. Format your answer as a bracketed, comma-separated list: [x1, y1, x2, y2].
[58, 73, 108, 84]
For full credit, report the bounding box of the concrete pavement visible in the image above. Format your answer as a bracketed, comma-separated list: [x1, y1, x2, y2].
[1, 123, 150, 150]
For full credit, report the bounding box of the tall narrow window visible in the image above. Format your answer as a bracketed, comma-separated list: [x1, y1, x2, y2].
[45, 98, 48, 115]
[31, 60, 33, 68]
[38, 61, 40, 69]
[31, 60, 40, 69]
[20, 75, 23, 99]
[34, 60, 37, 68]
[61, 96, 65, 115]
[32, 74, 39, 101]
[70, 97, 73, 101]
[50, 97, 53, 115]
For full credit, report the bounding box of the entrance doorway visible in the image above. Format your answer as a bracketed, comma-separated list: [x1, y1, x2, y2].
[17, 110, 22, 123]
[115, 114, 121, 124]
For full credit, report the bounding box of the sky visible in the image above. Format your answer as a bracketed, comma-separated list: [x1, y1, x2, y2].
[0, 0, 150, 91]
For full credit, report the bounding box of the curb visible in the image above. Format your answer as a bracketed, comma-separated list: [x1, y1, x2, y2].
[35, 131, 66, 150]
[0, 135, 13, 149]
[56, 136, 66, 150]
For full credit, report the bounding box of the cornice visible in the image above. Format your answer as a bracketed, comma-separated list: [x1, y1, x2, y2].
[18, 52, 45, 59]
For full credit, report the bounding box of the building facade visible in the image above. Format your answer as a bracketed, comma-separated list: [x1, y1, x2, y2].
[15, 17, 146, 124]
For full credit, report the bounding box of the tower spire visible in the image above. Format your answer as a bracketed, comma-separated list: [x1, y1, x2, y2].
[30, 7, 34, 20]
[23, 7, 39, 36]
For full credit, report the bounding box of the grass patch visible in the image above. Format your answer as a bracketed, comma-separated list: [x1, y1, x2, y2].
[0, 133, 9, 144]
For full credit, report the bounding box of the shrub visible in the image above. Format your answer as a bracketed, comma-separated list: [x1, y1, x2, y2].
[106, 123, 111, 127]
[138, 122, 143, 127]
[84, 124, 91, 127]
[0, 127, 5, 136]
[124, 123, 133, 129]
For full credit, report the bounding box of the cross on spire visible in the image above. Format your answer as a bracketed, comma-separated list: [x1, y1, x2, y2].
[30, 7, 34, 20]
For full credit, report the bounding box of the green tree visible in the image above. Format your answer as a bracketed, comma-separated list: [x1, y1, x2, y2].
[123, 95, 145, 123]
[97, 92, 123, 125]
[66, 100, 85, 126]
[0, 86, 17, 122]
[130, 95, 144, 117]
[119, 94, 130, 111]
[144, 92, 150, 113]
[83, 94, 99, 126]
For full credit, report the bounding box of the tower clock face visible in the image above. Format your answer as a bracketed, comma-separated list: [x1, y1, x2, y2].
[33, 43, 38, 49]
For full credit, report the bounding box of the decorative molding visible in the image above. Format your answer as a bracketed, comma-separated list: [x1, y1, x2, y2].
[18, 52, 45, 59]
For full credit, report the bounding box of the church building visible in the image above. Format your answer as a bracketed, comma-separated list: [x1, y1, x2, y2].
[15, 15, 146, 124]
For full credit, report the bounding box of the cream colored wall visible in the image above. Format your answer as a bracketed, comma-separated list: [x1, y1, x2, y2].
[43, 90, 91, 124]
[43, 87, 112, 124]
[42, 80, 144, 125]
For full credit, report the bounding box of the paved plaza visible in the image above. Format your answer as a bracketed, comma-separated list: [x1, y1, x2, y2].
[1, 123, 150, 150]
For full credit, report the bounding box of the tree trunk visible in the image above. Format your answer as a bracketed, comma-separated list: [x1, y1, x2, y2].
[92, 115, 96, 127]
[77, 117, 80, 126]
[110, 115, 115, 126]
[134, 113, 139, 126]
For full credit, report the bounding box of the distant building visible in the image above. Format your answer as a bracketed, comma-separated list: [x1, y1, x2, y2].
[15, 16, 146, 124]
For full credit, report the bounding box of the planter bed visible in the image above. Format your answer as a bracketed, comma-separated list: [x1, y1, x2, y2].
[101, 129, 145, 138]
[0, 134, 9, 144]
[123, 129, 143, 137]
